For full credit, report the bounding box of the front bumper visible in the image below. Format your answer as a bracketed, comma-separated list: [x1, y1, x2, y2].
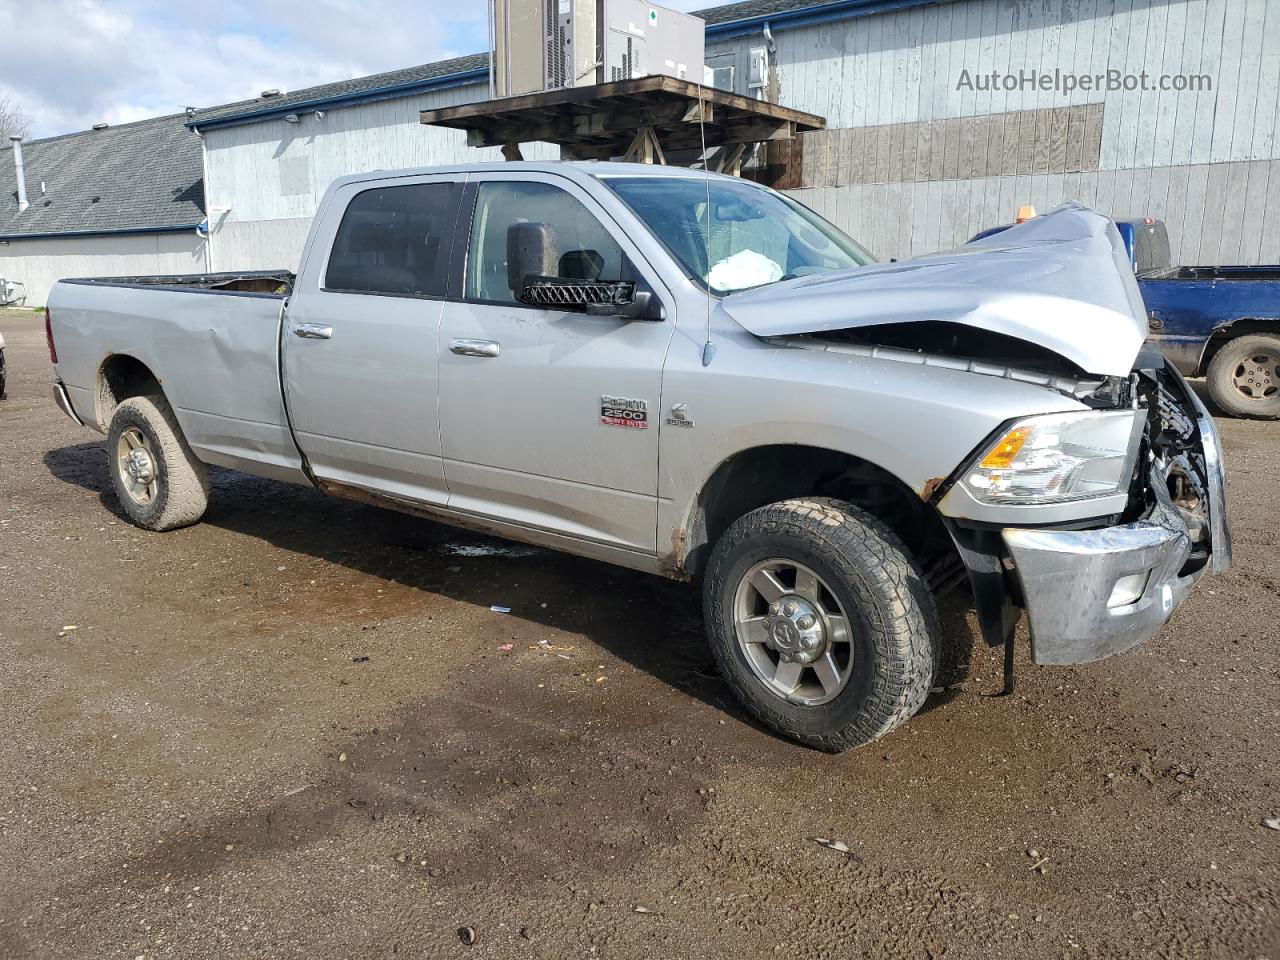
[1002, 397, 1230, 666]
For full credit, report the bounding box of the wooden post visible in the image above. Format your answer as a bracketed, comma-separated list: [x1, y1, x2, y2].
[623, 126, 666, 165]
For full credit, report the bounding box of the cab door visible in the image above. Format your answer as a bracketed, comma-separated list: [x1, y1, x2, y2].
[437, 173, 675, 554]
[283, 174, 464, 504]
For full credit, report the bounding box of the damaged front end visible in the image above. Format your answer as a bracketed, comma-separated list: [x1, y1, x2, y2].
[727, 203, 1229, 669]
[972, 352, 1231, 666]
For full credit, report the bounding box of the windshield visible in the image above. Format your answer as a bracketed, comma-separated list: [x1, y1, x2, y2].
[600, 174, 875, 295]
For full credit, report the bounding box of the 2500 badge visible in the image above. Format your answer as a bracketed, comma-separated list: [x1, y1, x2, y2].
[600, 395, 648, 429]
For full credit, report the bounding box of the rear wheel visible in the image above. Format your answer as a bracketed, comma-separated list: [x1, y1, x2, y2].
[107, 394, 210, 531]
[1206, 333, 1280, 419]
[703, 498, 938, 751]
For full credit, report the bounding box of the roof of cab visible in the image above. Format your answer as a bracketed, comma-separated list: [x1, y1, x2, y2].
[325, 160, 747, 191]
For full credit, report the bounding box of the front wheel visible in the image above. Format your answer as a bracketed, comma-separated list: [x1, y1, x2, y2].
[703, 498, 938, 752]
[107, 394, 210, 531]
[1206, 333, 1280, 419]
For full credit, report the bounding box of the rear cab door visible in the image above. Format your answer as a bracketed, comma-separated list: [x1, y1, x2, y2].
[283, 173, 466, 504]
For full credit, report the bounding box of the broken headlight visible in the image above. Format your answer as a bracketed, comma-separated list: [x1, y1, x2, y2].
[964, 410, 1143, 504]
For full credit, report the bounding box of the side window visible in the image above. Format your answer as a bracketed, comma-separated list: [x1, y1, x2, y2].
[464, 181, 626, 305]
[325, 182, 457, 297]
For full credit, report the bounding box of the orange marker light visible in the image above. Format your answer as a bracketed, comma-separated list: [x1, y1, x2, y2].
[1015, 205, 1038, 223]
[980, 426, 1031, 469]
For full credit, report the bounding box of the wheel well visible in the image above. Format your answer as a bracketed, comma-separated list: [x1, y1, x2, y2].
[1200, 318, 1280, 375]
[679, 445, 959, 586]
[96, 354, 162, 429]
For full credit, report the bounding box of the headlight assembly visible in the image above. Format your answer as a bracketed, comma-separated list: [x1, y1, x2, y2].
[963, 410, 1143, 504]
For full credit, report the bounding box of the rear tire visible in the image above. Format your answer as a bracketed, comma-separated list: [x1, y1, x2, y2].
[1206, 333, 1280, 419]
[703, 497, 938, 752]
[107, 394, 210, 531]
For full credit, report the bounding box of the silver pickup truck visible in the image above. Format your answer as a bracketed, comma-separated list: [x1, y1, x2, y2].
[46, 162, 1230, 750]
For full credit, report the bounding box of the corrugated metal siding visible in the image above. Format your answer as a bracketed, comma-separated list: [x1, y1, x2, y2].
[0, 231, 206, 307]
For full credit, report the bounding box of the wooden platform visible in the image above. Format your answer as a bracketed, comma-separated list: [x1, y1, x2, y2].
[419, 75, 825, 174]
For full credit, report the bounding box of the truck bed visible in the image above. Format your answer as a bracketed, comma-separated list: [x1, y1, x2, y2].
[48, 271, 306, 485]
[62, 270, 296, 297]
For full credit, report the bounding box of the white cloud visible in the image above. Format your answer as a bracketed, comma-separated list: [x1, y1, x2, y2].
[0, 0, 739, 139]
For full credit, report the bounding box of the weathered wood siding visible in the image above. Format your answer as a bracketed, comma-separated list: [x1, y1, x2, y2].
[794, 158, 1280, 263]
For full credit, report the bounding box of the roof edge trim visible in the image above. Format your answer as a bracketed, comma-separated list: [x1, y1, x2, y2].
[704, 0, 940, 39]
[0, 223, 203, 242]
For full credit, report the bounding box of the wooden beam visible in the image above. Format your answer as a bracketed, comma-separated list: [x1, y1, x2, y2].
[420, 74, 825, 132]
[706, 142, 748, 176]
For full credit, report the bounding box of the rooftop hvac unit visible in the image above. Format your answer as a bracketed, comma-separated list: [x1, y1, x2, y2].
[491, 0, 704, 97]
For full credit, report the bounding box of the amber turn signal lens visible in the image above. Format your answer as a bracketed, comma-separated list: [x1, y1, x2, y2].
[979, 426, 1030, 469]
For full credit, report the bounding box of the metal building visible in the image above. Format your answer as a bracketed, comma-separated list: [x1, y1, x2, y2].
[1, 114, 208, 306]
[183, 0, 1280, 273]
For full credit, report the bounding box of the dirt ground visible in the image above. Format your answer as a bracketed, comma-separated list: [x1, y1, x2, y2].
[0, 306, 1277, 959]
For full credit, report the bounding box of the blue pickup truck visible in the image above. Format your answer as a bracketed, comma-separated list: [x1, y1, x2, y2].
[972, 216, 1280, 419]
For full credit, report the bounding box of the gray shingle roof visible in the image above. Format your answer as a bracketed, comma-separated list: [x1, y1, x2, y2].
[193, 53, 491, 125]
[1, 112, 205, 238]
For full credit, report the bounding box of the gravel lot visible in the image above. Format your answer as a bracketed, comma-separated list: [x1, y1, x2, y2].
[1, 306, 1277, 959]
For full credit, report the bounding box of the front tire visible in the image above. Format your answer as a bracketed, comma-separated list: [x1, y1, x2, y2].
[1206, 333, 1280, 419]
[703, 498, 938, 751]
[107, 394, 210, 531]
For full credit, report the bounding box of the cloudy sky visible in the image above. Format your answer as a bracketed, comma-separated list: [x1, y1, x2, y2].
[0, 0, 726, 139]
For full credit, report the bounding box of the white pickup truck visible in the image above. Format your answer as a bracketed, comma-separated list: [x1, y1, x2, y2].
[46, 162, 1230, 750]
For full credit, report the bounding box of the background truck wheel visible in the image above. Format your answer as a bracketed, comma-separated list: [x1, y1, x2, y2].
[1206, 333, 1280, 419]
[0, 349, 7, 399]
[107, 394, 210, 531]
[703, 497, 938, 752]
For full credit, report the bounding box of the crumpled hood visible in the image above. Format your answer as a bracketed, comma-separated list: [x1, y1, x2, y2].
[721, 204, 1148, 377]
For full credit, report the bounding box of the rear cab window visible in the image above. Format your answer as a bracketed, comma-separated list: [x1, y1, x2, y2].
[325, 182, 459, 298]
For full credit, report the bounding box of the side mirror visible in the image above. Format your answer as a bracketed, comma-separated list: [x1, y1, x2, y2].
[519, 276, 665, 321]
[507, 222, 558, 296]
[586, 289, 664, 321]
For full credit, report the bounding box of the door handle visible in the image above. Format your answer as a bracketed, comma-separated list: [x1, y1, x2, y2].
[293, 323, 333, 340]
[449, 338, 500, 358]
